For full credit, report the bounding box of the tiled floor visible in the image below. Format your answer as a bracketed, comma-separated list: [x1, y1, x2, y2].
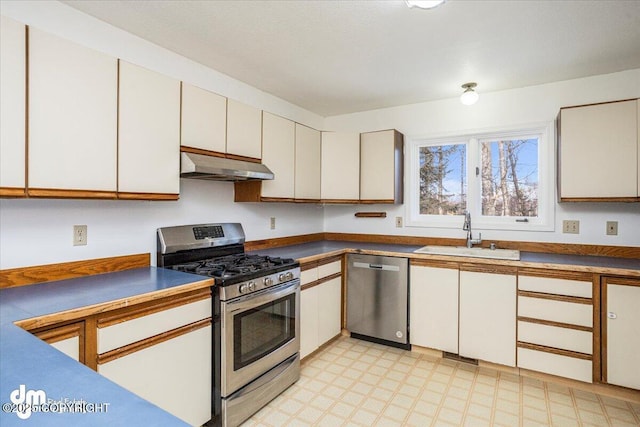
[243, 336, 640, 426]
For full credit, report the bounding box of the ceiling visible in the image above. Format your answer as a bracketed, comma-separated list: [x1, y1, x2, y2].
[62, 0, 640, 117]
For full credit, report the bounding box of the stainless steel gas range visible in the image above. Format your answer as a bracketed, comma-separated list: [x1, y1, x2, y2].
[157, 223, 300, 427]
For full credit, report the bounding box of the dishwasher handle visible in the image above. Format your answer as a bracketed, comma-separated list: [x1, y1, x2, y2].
[352, 261, 400, 272]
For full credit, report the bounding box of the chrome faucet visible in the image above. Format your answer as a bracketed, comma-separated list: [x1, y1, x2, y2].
[462, 211, 482, 248]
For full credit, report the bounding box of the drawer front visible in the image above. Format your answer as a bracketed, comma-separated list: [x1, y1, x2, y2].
[518, 347, 592, 383]
[318, 260, 341, 278]
[518, 321, 592, 354]
[301, 267, 319, 286]
[519, 275, 592, 298]
[518, 296, 592, 327]
[98, 298, 211, 353]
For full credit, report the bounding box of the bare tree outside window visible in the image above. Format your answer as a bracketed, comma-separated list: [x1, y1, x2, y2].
[419, 144, 466, 215]
[480, 138, 538, 217]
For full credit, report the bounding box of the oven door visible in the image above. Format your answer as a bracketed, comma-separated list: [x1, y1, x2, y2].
[221, 279, 300, 396]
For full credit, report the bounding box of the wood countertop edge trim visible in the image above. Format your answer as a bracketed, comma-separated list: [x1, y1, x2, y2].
[250, 232, 640, 259]
[0, 253, 151, 288]
[13, 278, 213, 331]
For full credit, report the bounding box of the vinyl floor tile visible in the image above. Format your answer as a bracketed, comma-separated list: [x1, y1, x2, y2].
[241, 336, 640, 427]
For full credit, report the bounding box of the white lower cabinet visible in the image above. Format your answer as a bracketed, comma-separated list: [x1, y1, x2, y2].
[317, 277, 342, 344]
[459, 268, 517, 367]
[31, 322, 84, 363]
[516, 271, 594, 383]
[99, 327, 211, 426]
[409, 263, 459, 354]
[97, 297, 212, 426]
[300, 285, 320, 359]
[300, 260, 342, 359]
[604, 277, 640, 390]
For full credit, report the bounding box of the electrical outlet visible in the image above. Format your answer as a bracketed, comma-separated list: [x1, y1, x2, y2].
[562, 220, 580, 234]
[73, 225, 87, 246]
[270, 217, 276, 230]
[395, 217, 403, 228]
[606, 221, 618, 236]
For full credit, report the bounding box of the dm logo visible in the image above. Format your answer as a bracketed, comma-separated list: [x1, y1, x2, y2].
[10, 384, 46, 420]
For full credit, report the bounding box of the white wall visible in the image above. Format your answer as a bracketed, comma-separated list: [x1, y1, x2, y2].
[0, 1, 324, 269]
[0, 180, 324, 269]
[324, 70, 640, 246]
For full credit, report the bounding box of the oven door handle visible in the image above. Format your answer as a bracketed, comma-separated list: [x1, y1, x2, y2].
[226, 280, 300, 313]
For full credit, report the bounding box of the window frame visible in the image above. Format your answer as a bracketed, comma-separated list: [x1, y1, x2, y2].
[406, 122, 555, 232]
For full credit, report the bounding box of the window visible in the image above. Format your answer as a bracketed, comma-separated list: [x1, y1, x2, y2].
[407, 123, 554, 231]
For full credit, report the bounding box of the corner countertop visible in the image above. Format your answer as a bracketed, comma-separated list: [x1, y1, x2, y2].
[0, 267, 212, 426]
[249, 240, 640, 276]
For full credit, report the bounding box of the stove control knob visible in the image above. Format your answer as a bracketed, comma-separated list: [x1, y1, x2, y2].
[239, 283, 248, 294]
[248, 281, 256, 291]
[278, 273, 285, 282]
[285, 272, 294, 280]
[264, 277, 273, 287]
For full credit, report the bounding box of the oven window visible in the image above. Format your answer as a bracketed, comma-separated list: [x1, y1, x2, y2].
[233, 293, 296, 370]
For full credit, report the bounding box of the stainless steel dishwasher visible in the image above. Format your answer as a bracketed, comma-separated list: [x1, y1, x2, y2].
[346, 254, 410, 350]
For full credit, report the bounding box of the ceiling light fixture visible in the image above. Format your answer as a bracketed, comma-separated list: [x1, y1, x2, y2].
[460, 82, 479, 105]
[405, 0, 446, 10]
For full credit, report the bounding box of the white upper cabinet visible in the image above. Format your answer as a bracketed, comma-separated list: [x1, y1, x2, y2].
[559, 100, 639, 200]
[261, 112, 295, 199]
[360, 129, 403, 203]
[28, 28, 118, 195]
[321, 132, 360, 201]
[118, 61, 180, 197]
[0, 16, 26, 195]
[294, 124, 321, 200]
[180, 83, 226, 153]
[226, 99, 262, 160]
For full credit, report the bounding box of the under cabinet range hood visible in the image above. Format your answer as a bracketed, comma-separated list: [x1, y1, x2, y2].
[180, 152, 274, 181]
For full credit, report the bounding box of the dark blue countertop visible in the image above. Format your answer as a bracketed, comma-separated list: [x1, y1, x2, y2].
[0, 267, 209, 426]
[249, 240, 640, 272]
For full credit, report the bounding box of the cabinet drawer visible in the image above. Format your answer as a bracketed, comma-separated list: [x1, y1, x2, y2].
[519, 275, 592, 298]
[318, 260, 341, 278]
[98, 298, 211, 353]
[518, 321, 592, 354]
[518, 347, 592, 383]
[301, 267, 319, 286]
[518, 296, 592, 327]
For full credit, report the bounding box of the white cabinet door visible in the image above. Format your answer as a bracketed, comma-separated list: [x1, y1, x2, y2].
[410, 265, 459, 354]
[118, 61, 180, 196]
[459, 270, 516, 366]
[360, 130, 402, 203]
[294, 124, 321, 200]
[559, 100, 638, 199]
[181, 83, 226, 153]
[300, 286, 319, 359]
[28, 28, 118, 193]
[99, 326, 211, 427]
[226, 99, 262, 159]
[321, 132, 360, 200]
[0, 16, 26, 194]
[261, 112, 295, 199]
[317, 277, 342, 345]
[606, 282, 640, 390]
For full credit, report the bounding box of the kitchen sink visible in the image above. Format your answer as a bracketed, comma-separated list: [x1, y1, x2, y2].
[413, 245, 521, 260]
